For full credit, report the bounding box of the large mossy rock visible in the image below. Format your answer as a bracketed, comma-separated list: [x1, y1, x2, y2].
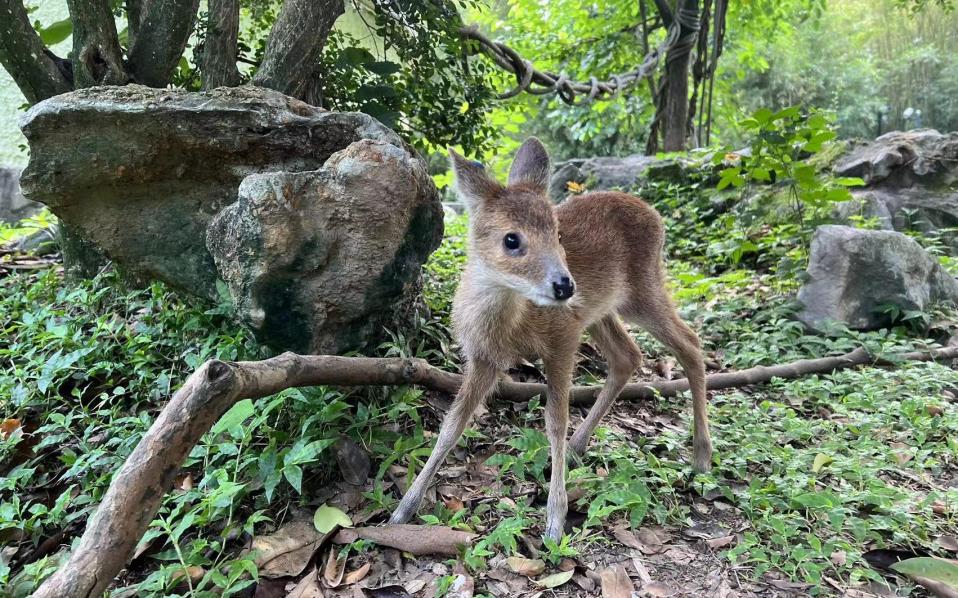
[549, 155, 700, 202]
[834, 129, 958, 187]
[796, 225, 958, 331]
[207, 140, 441, 353]
[19, 85, 443, 353]
[831, 129, 958, 249]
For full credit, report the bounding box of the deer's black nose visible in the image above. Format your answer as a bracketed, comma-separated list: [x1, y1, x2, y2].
[553, 276, 575, 301]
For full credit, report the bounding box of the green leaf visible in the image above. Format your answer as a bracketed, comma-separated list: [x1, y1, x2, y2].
[313, 503, 352, 533]
[812, 453, 833, 473]
[824, 188, 852, 202]
[535, 570, 574, 588]
[283, 464, 303, 493]
[835, 177, 866, 187]
[356, 85, 398, 101]
[773, 106, 801, 121]
[753, 108, 774, 125]
[212, 399, 255, 435]
[890, 557, 958, 588]
[337, 46, 375, 66]
[365, 61, 401, 76]
[38, 18, 72, 45]
[793, 165, 817, 186]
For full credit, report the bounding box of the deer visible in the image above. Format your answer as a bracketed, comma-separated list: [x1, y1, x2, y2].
[389, 138, 713, 540]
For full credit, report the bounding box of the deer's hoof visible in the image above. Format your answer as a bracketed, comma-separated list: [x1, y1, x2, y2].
[692, 445, 713, 474]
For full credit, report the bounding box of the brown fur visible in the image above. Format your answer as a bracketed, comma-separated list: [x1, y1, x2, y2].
[389, 139, 713, 540]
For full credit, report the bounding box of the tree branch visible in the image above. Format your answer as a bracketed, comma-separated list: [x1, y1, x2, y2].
[251, 0, 344, 101]
[67, 0, 129, 87]
[652, 0, 675, 27]
[0, 0, 72, 103]
[128, 0, 200, 87]
[32, 345, 958, 597]
[200, 0, 241, 89]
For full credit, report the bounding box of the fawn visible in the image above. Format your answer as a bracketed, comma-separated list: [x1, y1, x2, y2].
[389, 138, 712, 540]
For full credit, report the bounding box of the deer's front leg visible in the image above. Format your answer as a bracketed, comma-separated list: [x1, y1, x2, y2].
[389, 358, 499, 524]
[542, 350, 576, 542]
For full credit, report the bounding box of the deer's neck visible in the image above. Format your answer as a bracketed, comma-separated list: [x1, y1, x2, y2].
[455, 261, 529, 364]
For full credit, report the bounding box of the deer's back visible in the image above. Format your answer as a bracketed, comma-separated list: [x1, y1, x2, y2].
[556, 191, 666, 319]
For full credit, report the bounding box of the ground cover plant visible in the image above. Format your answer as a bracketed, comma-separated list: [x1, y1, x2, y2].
[2, 139, 958, 596]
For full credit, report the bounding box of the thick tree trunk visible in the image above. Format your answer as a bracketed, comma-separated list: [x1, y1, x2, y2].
[31, 345, 958, 597]
[67, 0, 129, 87]
[252, 0, 344, 102]
[200, 0, 241, 89]
[0, 0, 72, 103]
[660, 0, 699, 152]
[128, 0, 200, 87]
[126, 0, 143, 48]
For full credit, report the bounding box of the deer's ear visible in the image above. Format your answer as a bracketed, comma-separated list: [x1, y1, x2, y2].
[449, 148, 501, 212]
[507, 137, 551, 193]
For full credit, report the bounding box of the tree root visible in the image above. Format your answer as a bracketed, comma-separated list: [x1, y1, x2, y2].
[33, 345, 958, 597]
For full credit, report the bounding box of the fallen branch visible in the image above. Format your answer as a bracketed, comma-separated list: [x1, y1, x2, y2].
[33, 345, 958, 597]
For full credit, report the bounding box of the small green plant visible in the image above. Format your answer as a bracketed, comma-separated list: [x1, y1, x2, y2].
[716, 106, 864, 224]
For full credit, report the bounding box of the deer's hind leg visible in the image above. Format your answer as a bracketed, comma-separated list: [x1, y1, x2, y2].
[622, 291, 713, 473]
[569, 315, 643, 457]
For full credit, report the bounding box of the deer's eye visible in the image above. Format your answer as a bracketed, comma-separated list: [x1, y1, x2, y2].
[503, 233, 521, 250]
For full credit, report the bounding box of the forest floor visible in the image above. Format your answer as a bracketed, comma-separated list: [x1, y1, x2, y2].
[2, 202, 958, 597]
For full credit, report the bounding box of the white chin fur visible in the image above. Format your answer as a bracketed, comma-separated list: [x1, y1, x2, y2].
[528, 293, 565, 307]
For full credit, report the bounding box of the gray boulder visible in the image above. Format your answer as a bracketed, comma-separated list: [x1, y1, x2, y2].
[834, 129, 958, 186]
[207, 140, 442, 354]
[18, 85, 411, 300]
[796, 225, 958, 331]
[0, 167, 40, 223]
[549, 154, 700, 202]
[19, 85, 443, 353]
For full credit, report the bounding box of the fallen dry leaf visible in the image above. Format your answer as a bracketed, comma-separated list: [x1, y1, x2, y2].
[174, 472, 194, 491]
[506, 556, 545, 576]
[248, 520, 325, 579]
[447, 564, 475, 598]
[683, 521, 728, 540]
[170, 565, 205, 588]
[643, 581, 676, 597]
[367, 585, 413, 598]
[599, 565, 634, 598]
[705, 535, 736, 549]
[404, 579, 427, 595]
[613, 526, 643, 550]
[558, 558, 577, 572]
[767, 579, 812, 591]
[323, 549, 346, 587]
[938, 535, 958, 552]
[535, 570, 574, 589]
[443, 496, 465, 512]
[332, 524, 476, 556]
[0, 418, 21, 439]
[632, 558, 653, 585]
[573, 573, 596, 592]
[334, 436, 371, 485]
[286, 567, 324, 598]
[343, 562, 371, 585]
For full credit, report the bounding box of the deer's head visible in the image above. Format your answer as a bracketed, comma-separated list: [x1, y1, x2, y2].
[450, 138, 575, 306]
